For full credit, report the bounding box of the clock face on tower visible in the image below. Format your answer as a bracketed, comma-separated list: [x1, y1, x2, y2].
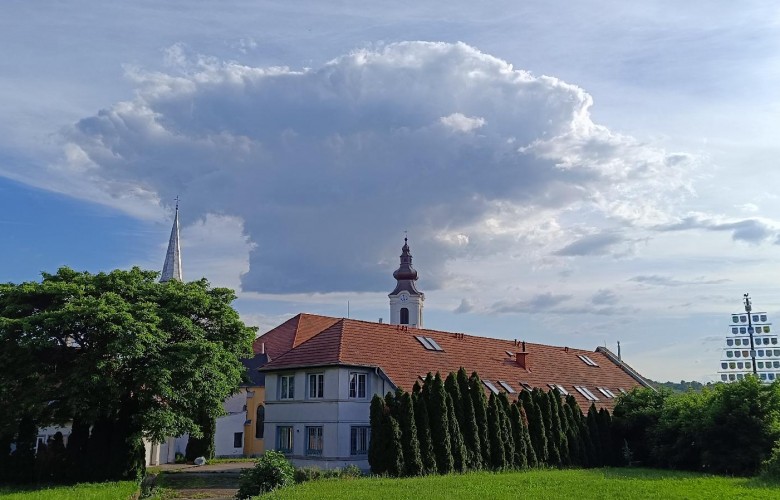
[400, 294, 408, 302]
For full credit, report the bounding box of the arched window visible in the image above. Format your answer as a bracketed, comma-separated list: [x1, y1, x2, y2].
[400, 307, 409, 325]
[255, 405, 265, 439]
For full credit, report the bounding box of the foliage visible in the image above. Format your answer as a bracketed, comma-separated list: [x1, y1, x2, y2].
[427, 373, 453, 474]
[613, 379, 780, 476]
[368, 395, 387, 474]
[456, 368, 482, 469]
[185, 410, 216, 461]
[412, 387, 437, 474]
[398, 392, 424, 476]
[468, 372, 492, 466]
[0, 267, 255, 483]
[237, 450, 295, 498]
[760, 440, 780, 481]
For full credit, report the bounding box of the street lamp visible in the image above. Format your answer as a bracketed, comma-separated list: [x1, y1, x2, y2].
[744, 293, 758, 377]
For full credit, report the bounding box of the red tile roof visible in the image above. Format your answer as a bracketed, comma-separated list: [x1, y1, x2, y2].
[258, 315, 652, 412]
[252, 313, 340, 359]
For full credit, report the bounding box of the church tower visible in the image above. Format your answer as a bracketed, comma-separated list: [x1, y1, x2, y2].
[389, 237, 424, 327]
[160, 200, 183, 282]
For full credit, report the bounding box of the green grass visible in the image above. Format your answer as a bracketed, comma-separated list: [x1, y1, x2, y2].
[265, 468, 779, 500]
[0, 481, 138, 499]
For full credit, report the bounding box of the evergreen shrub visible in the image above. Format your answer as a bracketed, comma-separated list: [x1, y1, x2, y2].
[237, 450, 295, 499]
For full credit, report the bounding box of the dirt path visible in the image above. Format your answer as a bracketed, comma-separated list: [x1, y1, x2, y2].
[154, 471, 242, 499]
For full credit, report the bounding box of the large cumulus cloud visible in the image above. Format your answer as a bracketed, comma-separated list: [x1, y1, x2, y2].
[61, 41, 692, 293]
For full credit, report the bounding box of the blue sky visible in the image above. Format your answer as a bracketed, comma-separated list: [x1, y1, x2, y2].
[2, 1, 780, 382]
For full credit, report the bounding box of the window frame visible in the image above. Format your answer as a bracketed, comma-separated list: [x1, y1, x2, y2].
[308, 373, 324, 399]
[279, 374, 295, 400]
[277, 425, 293, 454]
[350, 426, 371, 455]
[305, 426, 323, 456]
[255, 404, 265, 439]
[349, 372, 368, 399]
[233, 432, 243, 448]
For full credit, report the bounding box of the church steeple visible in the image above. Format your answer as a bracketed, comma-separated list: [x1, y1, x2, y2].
[389, 237, 424, 327]
[160, 199, 183, 282]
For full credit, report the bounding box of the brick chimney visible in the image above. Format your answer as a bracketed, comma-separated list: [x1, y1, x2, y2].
[516, 341, 529, 370]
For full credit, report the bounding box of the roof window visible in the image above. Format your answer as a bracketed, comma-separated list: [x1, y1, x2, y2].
[483, 380, 500, 394]
[548, 383, 569, 396]
[578, 354, 599, 367]
[597, 387, 616, 398]
[498, 380, 515, 393]
[573, 385, 600, 401]
[415, 336, 444, 352]
[520, 382, 533, 391]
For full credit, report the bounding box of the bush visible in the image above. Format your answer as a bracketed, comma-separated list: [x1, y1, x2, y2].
[340, 464, 362, 478]
[761, 441, 780, 481]
[237, 451, 295, 499]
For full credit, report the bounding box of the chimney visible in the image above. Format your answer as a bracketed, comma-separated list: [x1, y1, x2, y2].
[260, 342, 265, 355]
[516, 341, 529, 370]
[617, 341, 621, 360]
[379, 318, 383, 324]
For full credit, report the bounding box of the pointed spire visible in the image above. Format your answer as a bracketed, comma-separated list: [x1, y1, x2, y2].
[160, 198, 183, 282]
[390, 236, 422, 296]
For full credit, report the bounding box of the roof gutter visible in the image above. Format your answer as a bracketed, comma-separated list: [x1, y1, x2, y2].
[595, 346, 656, 391]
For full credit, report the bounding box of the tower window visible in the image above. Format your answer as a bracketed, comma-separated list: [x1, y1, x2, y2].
[400, 307, 409, 325]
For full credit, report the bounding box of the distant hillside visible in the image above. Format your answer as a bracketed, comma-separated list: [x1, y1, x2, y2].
[647, 379, 712, 392]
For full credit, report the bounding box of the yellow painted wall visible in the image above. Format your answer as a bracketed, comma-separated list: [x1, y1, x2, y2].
[243, 385, 266, 456]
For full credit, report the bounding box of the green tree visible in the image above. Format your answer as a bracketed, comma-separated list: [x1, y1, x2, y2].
[427, 373, 453, 473]
[469, 372, 492, 465]
[385, 415, 405, 477]
[487, 393, 507, 469]
[521, 390, 547, 464]
[185, 409, 216, 461]
[398, 392, 424, 476]
[446, 392, 468, 472]
[517, 403, 537, 467]
[457, 368, 482, 469]
[509, 403, 529, 469]
[368, 395, 387, 474]
[612, 387, 669, 466]
[535, 389, 559, 465]
[412, 390, 437, 474]
[496, 393, 516, 469]
[0, 267, 255, 482]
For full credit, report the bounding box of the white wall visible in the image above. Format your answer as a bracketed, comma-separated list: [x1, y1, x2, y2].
[264, 366, 392, 470]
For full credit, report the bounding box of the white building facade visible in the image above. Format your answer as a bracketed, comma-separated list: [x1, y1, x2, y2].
[262, 366, 393, 470]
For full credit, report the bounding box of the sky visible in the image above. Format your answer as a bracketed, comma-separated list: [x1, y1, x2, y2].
[2, 1, 780, 383]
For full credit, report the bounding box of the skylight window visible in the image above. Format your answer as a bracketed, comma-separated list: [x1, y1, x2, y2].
[520, 382, 533, 391]
[505, 351, 514, 357]
[415, 336, 444, 351]
[618, 388, 628, 395]
[573, 385, 600, 401]
[548, 383, 569, 396]
[483, 380, 500, 394]
[498, 380, 515, 393]
[597, 387, 616, 398]
[577, 354, 599, 367]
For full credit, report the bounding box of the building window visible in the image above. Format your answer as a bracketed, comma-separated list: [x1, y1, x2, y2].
[308, 373, 324, 399]
[277, 426, 293, 453]
[400, 307, 409, 325]
[255, 405, 265, 439]
[351, 426, 371, 455]
[349, 372, 367, 398]
[280, 374, 295, 400]
[306, 426, 323, 456]
[234, 432, 243, 448]
[727, 339, 733, 346]
[721, 374, 727, 381]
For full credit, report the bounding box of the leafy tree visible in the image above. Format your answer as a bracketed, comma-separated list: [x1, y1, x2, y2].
[398, 392, 424, 476]
[427, 373, 453, 473]
[413, 390, 437, 474]
[457, 368, 482, 469]
[446, 392, 468, 472]
[469, 372, 492, 465]
[185, 409, 216, 461]
[0, 267, 255, 482]
[487, 393, 507, 469]
[368, 395, 387, 474]
[612, 387, 669, 465]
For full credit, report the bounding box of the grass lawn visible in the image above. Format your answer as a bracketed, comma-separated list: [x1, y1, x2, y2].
[265, 468, 779, 500]
[0, 481, 138, 499]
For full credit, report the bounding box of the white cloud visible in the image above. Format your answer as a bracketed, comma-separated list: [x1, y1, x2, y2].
[42, 42, 695, 295]
[439, 113, 486, 133]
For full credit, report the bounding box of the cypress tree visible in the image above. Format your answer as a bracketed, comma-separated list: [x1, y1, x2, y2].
[487, 393, 507, 469]
[413, 391, 437, 474]
[386, 389, 401, 419]
[386, 415, 405, 477]
[535, 389, 560, 465]
[521, 390, 548, 465]
[446, 392, 468, 472]
[518, 404, 538, 467]
[509, 403, 529, 469]
[548, 390, 570, 466]
[428, 373, 453, 474]
[398, 392, 424, 476]
[497, 393, 516, 468]
[457, 368, 482, 470]
[587, 404, 603, 466]
[563, 404, 583, 466]
[469, 372, 492, 465]
[597, 408, 615, 466]
[445, 372, 465, 429]
[369, 395, 387, 474]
